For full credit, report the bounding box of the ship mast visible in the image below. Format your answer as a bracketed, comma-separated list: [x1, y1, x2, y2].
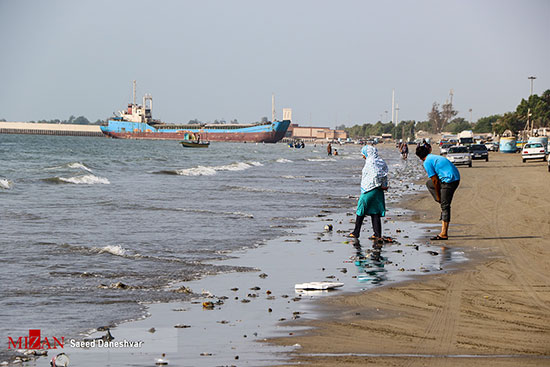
[133, 80, 136, 106]
[272, 93, 276, 122]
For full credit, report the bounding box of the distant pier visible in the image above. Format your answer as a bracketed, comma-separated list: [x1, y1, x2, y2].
[0, 122, 104, 137]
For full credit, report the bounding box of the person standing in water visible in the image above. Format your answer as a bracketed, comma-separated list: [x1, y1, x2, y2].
[327, 143, 332, 156]
[415, 144, 460, 240]
[348, 145, 388, 241]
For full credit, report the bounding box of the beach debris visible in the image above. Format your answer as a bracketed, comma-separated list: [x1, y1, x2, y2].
[396, 229, 402, 233]
[339, 268, 347, 273]
[247, 293, 258, 298]
[281, 294, 289, 298]
[217, 320, 230, 324]
[250, 286, 261, 290]
[174, 324, 191, 328]
[155, 353, 169, 365]
[200, 352, 212, 356]
[285, 239, 301, 242]
[218, 295, 229, 300]
[259, 273, 268, 278]
[325, 275, 336, 279]
[267, 295, 275, 300]
[399, 268, 405, 271]
[292, 297, 301, 302]
[202, 301, 215, 309]
[324, 224, 333, 231]
[241, 299, 251, 303]
[98, 281, 130, 290]
[295, 281, 344, 290]
[172, 286, 192, 294]
[24, 349, 48, 356]
[427, 251, 439, 256]
[279, 318, 286, 321]
[172, 308, 186, 312]
[393, 249, 403, 253]
[235, 355, 239, 360]
[230, 287, 239, 291]
[201, 290, 214, 297]
[268, 308, 273, 312]
[148, 327, 156, 333]
[317, 214, 327, 217]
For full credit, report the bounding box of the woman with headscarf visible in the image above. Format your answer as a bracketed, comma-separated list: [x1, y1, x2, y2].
[348, 145, 388, 241]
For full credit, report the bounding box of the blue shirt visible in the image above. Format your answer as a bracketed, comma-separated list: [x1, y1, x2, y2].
[423, 154, 460, 183]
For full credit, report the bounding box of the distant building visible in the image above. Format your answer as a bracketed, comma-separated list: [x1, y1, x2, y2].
[287, 124, 348, 141]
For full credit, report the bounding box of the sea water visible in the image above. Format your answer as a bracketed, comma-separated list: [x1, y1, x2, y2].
[0, 135, 424, 360]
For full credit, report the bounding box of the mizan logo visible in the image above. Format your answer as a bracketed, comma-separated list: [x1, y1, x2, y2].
[8, 329, 64, 350]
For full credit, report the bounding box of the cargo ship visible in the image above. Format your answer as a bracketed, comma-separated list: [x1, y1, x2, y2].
[100, 82, 291, 143]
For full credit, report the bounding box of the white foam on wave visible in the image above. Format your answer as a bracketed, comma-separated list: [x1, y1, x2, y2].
[307, 158, 336, 162]
[276, 158, 293, 163]
[0, 179, 12, 189]
[59, 174, 110, 185]
[175, 161, 262, 176]
[95, 245, 127, 256]
[67, 162, 93, 172]
[176, 166, 218, 176]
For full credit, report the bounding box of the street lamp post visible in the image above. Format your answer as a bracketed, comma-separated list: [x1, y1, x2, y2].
[528, 76, 536, 96]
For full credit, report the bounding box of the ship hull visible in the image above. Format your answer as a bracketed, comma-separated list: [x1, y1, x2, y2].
[101, 120, 290, 143]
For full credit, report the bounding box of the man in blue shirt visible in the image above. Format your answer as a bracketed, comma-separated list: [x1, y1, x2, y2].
[416, 145, 460, 240]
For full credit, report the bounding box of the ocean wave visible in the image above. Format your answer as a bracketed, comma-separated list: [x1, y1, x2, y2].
[44, 174, 110, 185]
[276, 158, 293, 163]
[93, 245, 127, 256]
[158, 161, 263, 176]
[306, 158, 336, 162]
[0, 178, 13, 189]
[46, 162, 93, 172]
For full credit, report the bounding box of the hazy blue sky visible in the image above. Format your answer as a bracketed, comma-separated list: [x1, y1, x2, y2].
[1, 0, 548, 127]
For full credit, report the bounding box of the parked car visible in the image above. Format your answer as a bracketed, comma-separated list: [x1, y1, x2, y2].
[440, 143, 454, 155]
[522, 143, 547, 163]
[484, 142, 499, 151]
[447, 146, 472, 167]
[469, 144, 489, 161]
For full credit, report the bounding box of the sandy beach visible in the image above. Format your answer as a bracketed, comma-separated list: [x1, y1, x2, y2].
[271, 149, 550, 366]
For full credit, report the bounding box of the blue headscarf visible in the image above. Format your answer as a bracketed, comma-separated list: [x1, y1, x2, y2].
[360, 145, 388, 193]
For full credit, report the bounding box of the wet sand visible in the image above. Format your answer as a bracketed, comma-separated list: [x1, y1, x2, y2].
[271, 150, 550, 366]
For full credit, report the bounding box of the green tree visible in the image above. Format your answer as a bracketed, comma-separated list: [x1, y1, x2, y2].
[473, 114, 501, 133]
[493, 112, 523, 135]
[415, 120, 435, 133]
[516, 90, 550, 129]
[444, 118, 472, 134]
[73, 116, 90, 125]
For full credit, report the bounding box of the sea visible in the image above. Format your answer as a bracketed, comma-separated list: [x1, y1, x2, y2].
[0, 135, 425, 361]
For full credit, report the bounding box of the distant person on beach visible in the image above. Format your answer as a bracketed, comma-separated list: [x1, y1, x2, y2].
[400, 143, 409, 159]
[348, 145, 388, 241]
[415, 145, 460, 240]
[327, 143, 332, 156]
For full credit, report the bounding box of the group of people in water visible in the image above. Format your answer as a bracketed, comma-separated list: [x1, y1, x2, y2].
[349, 139, 460, 245]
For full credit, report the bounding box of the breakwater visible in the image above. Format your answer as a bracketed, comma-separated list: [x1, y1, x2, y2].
[0, 122, 104, 137]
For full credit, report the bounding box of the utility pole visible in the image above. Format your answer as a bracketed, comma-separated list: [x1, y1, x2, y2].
[528, 76, 536, 96]
[391, 89, 395, 125]
[133, 80, 136, 105]
[395, 103, 400, 126]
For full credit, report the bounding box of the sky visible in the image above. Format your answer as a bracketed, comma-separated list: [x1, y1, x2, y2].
[1, 0, 549, 128]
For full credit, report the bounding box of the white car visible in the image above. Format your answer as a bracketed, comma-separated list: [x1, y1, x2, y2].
[440, 143, 454, 155]
[447, 146, 472, 167]
[522, 143, 547, 163]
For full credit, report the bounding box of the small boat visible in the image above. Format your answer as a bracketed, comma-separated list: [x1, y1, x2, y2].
[180, 140, 210, 148]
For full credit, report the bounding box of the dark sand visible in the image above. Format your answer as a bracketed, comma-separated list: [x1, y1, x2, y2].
[270, 149, 550, 366]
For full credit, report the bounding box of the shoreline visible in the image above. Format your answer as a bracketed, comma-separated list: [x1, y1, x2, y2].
[270, 150, 550, 366]
[15, 201, 462, 366]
